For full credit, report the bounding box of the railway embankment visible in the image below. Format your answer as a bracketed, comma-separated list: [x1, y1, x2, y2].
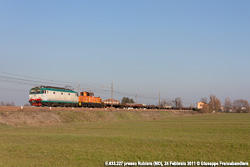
[0, 106, 200, 126]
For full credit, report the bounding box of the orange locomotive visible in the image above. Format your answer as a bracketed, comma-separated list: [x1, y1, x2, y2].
[78, 91, 103, 107]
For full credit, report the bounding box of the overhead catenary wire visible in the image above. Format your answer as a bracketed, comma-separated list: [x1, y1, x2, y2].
[0, 87, 27, 92]
[0, 70, 106, 89]
[0, 75, 67, 86]
[0, 70, 193, 106]
[0, 71, 78, 85]
[0, 70, 156, 98]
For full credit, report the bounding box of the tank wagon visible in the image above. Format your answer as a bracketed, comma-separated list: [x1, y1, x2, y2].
[29, 86, 78, 107]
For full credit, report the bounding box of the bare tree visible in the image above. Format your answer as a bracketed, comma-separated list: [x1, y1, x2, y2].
[209, 95, 221, 113]
[173, 97, 182, 110]
[160, 99, 172, 108]
[2, 101, 15, 106]
[201, 97, 208, 103]
[10, 102, 15, 106]
[201, 104, 209, 113]
[224, 97, 232, 112]
[233, 99, 250, 113]
[0, 101, 5, 106]
[24, 103, 31, 106]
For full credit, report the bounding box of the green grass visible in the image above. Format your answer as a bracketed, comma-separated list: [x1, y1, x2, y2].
[0, 113, 250, 166]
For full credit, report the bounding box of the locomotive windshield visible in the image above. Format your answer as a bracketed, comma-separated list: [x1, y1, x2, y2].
[30, 89, 35, 94]
[30, 89, 42, 94]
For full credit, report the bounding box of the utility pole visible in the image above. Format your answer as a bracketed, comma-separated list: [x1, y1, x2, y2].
[111, 82, 113, 108]
[158, 92, 160, 108]
[78, 82, 79, 95]
[179, 97, 180, 110]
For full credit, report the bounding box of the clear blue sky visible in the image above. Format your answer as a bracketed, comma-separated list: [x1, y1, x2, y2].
[0, 0, 250, 106]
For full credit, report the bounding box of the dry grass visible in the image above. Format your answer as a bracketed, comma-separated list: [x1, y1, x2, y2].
[0, 106, 199, 126]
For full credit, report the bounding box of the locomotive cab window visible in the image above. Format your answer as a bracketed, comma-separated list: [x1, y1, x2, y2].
[36, 90, 41, 94]
[30, 90, 35, 94]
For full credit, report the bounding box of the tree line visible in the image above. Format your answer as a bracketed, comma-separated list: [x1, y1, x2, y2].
[160, 97, 183, 109]
[0, 101, 15, 106]
[158, 95, 250, 113]
[200, 95, 250, 113]
[0, 101, 30, 106]
[121, 97, 135, 104]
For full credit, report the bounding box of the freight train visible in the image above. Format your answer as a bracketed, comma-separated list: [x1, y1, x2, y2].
[29, 86, 194, 110]
[29, 86, 150, 108]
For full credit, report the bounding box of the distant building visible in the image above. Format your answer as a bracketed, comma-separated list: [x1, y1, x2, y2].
[103, 99, 120, 105]
[163, 105, 172, 109]
[196, 101, 208, 109]
[221, 106, 234, 112]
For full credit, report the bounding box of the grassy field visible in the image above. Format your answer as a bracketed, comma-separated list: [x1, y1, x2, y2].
[0, 113, 249, 166]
